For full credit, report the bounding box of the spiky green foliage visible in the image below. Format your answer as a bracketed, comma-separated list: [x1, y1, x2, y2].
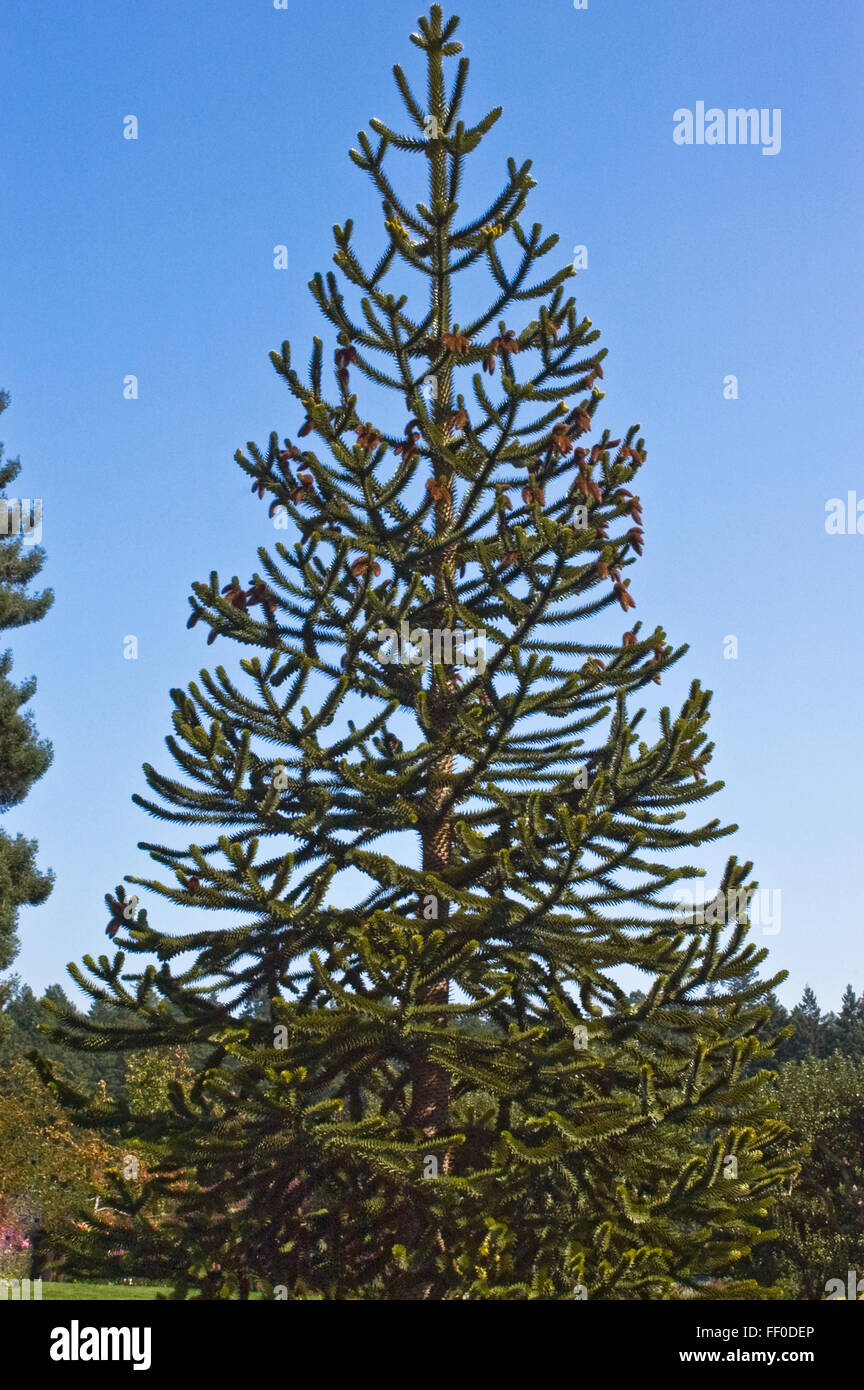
[0, 390, 53, 967]
[743, 1054, 864, 1299]
[44, 7, 796, 1299]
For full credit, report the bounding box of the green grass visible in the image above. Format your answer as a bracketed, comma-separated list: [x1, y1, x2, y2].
[2, 1278, 265, 1300]
[42, 1283, 172, 1301]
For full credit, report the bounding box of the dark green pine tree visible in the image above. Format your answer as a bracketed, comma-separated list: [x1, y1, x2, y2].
[779, 985, 827, 1063]
[834, 985, 864, 1060]
[0, 389, 53, 969]
[44, 7, 797, 1299]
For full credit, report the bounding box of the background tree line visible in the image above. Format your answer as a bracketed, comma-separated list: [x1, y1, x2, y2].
[2, 975, 863, 1297]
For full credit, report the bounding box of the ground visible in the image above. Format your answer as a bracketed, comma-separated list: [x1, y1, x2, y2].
[40, 1283, 170, 1301]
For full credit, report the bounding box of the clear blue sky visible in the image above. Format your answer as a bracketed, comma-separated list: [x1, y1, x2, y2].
[1, 0, 861, 1009]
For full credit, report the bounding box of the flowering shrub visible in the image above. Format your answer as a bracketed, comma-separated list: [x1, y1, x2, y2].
[0, 1205, 33, 1280]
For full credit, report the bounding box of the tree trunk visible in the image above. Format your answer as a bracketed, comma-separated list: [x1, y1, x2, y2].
[408, 30, 456, 1158]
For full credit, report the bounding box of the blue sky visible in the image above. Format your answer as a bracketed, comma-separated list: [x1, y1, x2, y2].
[1, 0, 861, 1008]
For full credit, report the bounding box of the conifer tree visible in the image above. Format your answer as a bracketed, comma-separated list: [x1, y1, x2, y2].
[44, 7, 796, 1299]
[834, 985, 864, 1059]
[0, 390, 53, 968]
[781, 986, 826, 1062]
[743, 1054, 864, 1298]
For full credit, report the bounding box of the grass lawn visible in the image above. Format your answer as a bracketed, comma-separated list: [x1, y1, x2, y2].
[3, 1278, 266, 1300]
[42, 1283, 172, 1301]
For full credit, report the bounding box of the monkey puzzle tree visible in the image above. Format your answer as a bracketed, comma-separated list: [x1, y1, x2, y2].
[0, 390, 53, 971]
[42, 7, 796, 1299]
[743, 1054, 864, 1299]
